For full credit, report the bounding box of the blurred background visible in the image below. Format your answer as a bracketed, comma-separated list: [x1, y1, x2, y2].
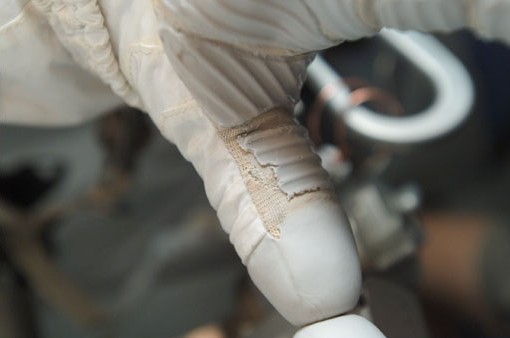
[1, 29, 510, 338]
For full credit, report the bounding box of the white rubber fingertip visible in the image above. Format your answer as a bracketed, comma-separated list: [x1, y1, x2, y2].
[294, 315, 387, 338]
[246, 199, 361, 326]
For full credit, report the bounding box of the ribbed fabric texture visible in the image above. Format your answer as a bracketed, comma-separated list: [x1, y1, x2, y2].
[157, 22, 312, 126]
[157, 0, 375, 55]
[238, 124, 330, 198]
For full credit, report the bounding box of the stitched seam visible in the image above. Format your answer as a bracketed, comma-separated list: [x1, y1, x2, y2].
[157, 100, 197, 136]
[242, 231, 267, 266]
[159, 100, 196, 120]
[217, 175, 244, 212]
[128, 41, 164, 88]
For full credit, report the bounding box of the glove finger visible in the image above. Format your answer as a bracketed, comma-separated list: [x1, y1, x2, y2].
[155, 0, 363, 327]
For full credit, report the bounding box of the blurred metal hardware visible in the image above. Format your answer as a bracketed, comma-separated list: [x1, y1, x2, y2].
[316, 145, 422, 271]
[304, 29, 473, 272]
[341, 183, 422, 270]
[306, 29, 474, 146]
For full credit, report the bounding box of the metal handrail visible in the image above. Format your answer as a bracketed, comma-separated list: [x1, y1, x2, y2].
[307, 29, 474, 145]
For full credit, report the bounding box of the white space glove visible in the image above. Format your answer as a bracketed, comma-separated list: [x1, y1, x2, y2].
[29, 1, 510, 337]
[149, 1, 510, 336]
